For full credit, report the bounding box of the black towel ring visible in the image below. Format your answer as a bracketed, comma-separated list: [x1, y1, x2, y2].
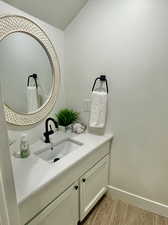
[92, 75, 108, 93]
[27, 73, 38, 88]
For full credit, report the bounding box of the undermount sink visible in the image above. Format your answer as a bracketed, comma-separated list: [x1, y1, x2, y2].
[34, 138, 83, 164]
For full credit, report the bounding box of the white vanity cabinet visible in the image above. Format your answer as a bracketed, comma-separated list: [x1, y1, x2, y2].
[26, 156, 109, 225]
[19, 137, 113, 225]
[79, 156, 109, 221]
[27, 182, 79, 225]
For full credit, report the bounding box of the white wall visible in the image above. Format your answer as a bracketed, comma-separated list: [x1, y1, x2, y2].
[0, 85, 20, 225]
[65, 0, 168, 207]
[0, 1, 66, 144]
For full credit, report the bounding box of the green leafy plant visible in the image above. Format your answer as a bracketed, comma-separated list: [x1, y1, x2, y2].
[55, 108, 79, 127]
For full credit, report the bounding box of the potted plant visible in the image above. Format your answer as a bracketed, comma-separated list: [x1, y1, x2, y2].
[55, 108, 79, 132]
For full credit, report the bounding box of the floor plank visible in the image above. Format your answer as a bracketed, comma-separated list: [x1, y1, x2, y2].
[81, 195, 168, 225]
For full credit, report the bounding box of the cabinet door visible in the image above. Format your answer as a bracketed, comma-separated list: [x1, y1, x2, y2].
[28, 182, 79, 225]
[80, 156, 109, 221]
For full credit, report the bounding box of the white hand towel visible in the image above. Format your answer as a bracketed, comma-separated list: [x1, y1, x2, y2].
[27, 86, 39, 113]
[38, 79, 48, 106]
[89, 91, 107, 128]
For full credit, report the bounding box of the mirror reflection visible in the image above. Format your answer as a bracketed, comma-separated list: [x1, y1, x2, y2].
[0, 32, 53, 114]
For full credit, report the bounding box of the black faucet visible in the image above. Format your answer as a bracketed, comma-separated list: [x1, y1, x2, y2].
[43, 118, 58, 143]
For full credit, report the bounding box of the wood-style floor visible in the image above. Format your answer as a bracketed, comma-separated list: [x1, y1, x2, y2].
[81, 194, 168, 225]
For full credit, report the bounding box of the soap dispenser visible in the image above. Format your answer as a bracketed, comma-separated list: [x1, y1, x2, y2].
[20, 134, 30, 158]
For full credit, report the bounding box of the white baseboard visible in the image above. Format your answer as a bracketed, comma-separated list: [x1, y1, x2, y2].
[107, 185, 168, 218]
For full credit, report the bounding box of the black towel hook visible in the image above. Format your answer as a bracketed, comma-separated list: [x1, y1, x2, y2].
[27, 73, 38, 88]
[92, 75, 108, 93]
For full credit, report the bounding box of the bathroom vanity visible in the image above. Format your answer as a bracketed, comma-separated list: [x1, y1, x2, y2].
[11, 132, 113, 225]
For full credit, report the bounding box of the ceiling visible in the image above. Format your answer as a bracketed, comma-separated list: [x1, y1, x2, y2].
[3, 0, 88, 30]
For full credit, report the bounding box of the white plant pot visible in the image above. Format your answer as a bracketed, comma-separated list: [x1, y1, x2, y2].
[59, 125, 66, 132]
[59, 125, 71, 132]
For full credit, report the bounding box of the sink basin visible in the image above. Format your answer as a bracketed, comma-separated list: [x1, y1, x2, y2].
[34, 138, 83, 164]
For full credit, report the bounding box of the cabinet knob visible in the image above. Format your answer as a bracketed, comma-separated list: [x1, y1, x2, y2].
[82, 178, 86, 183]
[74, 185, 79, 190]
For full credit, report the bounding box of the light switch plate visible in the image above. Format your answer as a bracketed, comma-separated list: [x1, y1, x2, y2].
[83, 99, 91, 112]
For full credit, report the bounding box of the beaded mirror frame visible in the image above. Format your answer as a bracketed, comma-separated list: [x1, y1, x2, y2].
[0, 15, 60, 126]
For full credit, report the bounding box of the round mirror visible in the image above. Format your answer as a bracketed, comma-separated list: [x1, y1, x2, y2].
[0, 32, 53, 114]
[0, 15, 60, 126]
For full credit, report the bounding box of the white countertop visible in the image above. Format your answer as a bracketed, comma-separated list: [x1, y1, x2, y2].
[11, 132, 113, 205]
